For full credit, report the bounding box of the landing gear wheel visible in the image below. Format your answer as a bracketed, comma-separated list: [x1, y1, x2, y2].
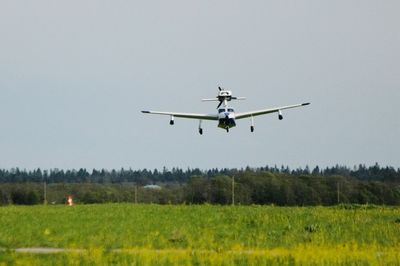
[226, 128, 229, 133]
[250, 126, 254, 132]
[199, 128, 203, 135]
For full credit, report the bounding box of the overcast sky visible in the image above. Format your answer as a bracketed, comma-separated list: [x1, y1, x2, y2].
[0, 1, 399, 170]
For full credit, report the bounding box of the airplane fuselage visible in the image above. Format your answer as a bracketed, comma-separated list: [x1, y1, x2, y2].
[217, 108, 236, 130]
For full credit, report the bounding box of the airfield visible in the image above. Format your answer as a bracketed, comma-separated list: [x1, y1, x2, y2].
[1, 203, 400, 265]
[1, 0, 399, 264]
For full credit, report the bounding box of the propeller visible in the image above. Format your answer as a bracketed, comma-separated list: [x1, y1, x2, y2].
[202, 86, 245, 108]
[216, 86, 227, 108]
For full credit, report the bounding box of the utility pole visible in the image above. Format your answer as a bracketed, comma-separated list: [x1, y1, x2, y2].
[134, 184, 138, 204]
[232, 175, 235, 206]
[43, 181, 47, 205]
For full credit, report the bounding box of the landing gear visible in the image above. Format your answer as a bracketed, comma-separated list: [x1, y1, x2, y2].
[226, 128, 229, 133]
[250, 116, 254, 132]
[198, 120, 203, 135]
[278, 110, 283, 120]
[170, 115, 175, 125]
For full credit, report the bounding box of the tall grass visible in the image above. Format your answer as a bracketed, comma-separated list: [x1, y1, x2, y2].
[1, 204, 400, 265]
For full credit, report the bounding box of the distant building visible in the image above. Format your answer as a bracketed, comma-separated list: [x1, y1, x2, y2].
[143, 184, 162, 190]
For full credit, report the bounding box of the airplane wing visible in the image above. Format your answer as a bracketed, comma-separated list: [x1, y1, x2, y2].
[235, 103, 310, 119]
[141, 111, 218, 120]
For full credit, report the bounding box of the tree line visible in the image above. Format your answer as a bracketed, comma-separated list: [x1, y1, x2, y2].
[0, 164, 399, 205]
[1, 163, 399, 184]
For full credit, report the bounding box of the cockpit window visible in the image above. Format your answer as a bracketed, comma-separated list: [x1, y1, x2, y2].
[219, 108, 234, 113]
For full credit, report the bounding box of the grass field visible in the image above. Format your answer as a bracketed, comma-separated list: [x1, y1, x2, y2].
[1, 204, 400, 265]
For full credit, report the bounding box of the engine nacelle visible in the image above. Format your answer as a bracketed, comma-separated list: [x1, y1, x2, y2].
[218, 90, 232, 97]
[217, 89, 232, 102]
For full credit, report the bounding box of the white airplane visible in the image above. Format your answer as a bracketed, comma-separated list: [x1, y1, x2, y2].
[142, 87, 310, 135]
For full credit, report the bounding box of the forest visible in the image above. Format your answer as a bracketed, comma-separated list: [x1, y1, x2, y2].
[1, 164, 399, 205]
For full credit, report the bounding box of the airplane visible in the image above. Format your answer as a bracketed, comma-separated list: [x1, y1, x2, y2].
[142, 87, 310, 135]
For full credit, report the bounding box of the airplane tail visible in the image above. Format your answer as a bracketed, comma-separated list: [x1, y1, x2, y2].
[202, 87, 245, 108]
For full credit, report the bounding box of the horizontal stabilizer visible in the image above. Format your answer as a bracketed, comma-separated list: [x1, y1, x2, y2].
[232, 97, 246, 100]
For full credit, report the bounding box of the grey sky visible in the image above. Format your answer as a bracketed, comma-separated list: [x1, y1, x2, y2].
[0, 1, 399, 170]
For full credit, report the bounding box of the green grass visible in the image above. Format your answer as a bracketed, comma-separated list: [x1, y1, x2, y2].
[1, 204, 400, 265]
